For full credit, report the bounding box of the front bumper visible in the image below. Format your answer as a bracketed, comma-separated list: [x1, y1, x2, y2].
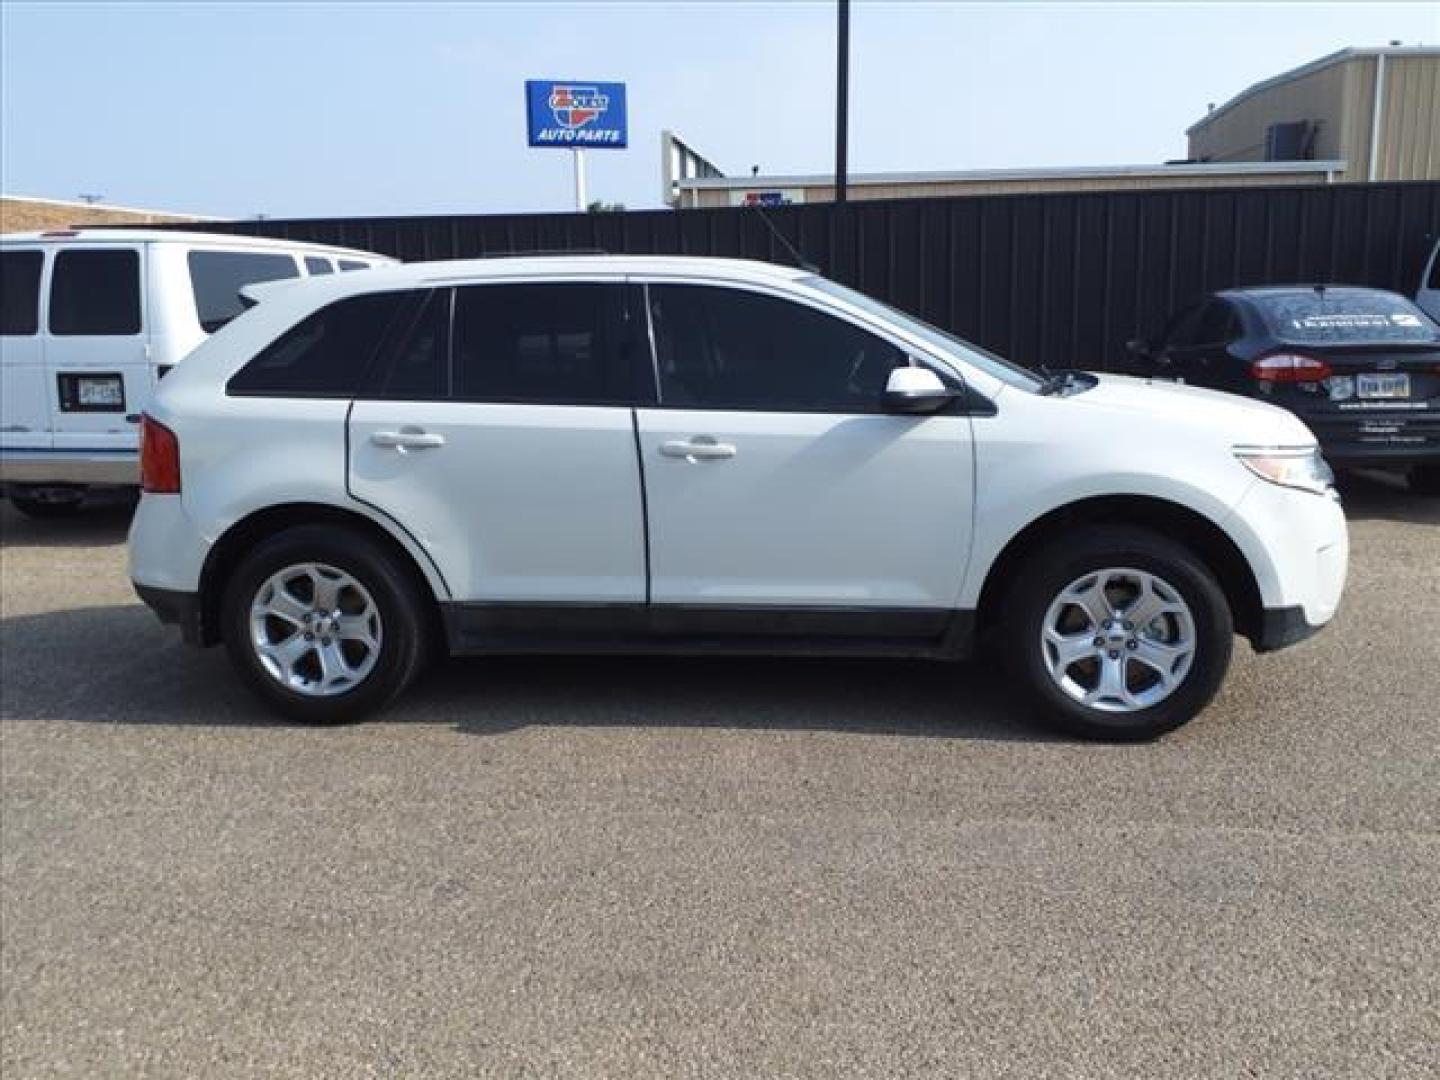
[1253, 605, 1325, 653]
[1226, 476, 1349, 636]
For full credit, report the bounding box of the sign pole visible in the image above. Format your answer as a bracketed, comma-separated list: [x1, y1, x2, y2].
[573, 149, 588, 211]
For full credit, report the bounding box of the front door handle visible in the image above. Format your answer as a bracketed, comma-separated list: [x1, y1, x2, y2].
[660, 437, 737, 462]
[370, 428, 445, 451]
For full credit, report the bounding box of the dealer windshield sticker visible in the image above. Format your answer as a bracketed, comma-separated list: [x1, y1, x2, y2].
[1290, 314, 1393, 332]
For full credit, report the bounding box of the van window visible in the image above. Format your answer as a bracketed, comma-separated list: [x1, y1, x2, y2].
[189, 251, 299, 333]
[49, 249, 141, 336]
[1, 250, 43, 336]
[304, 256, 334, 276]
[338, 259, 370, 272]
[648, 284, 907, 412]
[451, 283, 633, 405]
[227, 291, 415, 398]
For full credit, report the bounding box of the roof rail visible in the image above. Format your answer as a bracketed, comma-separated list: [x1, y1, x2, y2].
[468, 248, 611, 258]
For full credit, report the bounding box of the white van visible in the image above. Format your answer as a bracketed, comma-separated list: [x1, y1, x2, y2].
[0, 230, 394, 517]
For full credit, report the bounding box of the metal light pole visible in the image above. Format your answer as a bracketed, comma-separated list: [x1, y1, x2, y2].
[835, 0, 850, 204]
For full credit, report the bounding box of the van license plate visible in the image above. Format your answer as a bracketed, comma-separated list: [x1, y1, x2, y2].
[79, 377, 124, 406]
[1357, 373, 1410, 399]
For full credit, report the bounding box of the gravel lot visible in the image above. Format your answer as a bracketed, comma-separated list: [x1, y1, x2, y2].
[2, 474, 1437, 1079]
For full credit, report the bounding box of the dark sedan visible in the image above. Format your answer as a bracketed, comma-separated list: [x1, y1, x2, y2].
[1130, 286, 1440, 494]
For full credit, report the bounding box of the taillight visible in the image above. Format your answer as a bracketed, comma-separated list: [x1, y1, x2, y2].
[1250, 352, 1333, 383]
[140, 415, 180, 493]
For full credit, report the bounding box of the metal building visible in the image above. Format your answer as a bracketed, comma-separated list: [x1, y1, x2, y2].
[1187, 46, 1440, 182]
[667, 160, 1345, 209]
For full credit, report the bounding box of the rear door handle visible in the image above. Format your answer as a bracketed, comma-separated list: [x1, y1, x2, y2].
[370, 429, 445, 451]
[660, 437, 737, 461]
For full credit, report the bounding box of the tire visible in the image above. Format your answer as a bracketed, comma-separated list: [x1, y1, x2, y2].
[220, 525, 429, 723]
[9, 489, 85, 519]
[999, 526, 1233, 741]
[1408, 464, 1440, 497]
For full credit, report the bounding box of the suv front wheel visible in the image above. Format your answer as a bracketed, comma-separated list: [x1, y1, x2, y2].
[221, 525, 429, 723]
[1001, 527, 1234, 741]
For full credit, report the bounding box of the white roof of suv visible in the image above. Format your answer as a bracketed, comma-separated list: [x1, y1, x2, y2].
[0, 228, 391, 261]
[333, 253, 811, 287]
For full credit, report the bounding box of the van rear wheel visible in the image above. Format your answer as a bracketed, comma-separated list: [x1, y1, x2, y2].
[1000, 527, 1233, 741]
[220, 525, 428, 724]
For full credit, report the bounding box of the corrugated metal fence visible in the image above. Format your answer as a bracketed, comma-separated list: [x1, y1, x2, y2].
[157, 181, 1439, 371]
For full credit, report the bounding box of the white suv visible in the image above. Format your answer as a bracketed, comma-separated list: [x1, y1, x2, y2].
[128, 256, 1348, 740]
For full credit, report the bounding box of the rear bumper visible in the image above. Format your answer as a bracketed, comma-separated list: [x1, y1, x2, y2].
[134, 583, 205, 645]
[0, 448, 138, 486]
[1305, 411, 1440, 468]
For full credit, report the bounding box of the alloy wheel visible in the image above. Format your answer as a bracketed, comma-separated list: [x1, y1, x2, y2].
[1039, 567, 1196, 713]
[248, 562, 383, 697]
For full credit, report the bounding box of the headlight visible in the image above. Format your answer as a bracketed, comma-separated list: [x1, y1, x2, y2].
[1234, 446, 1336, 497]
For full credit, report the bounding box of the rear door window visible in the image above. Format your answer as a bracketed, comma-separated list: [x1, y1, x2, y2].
[189, 251, 299, 333]
[49, 249, 141, 336]
[1252, 291, 1440, 345]
[1, 250, 43, 336]
[227, 291, 417, 398]
[304, 256, 334, 276]
[450, 283, 637, 405]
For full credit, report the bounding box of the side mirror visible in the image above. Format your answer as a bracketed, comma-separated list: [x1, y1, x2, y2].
[882, 366, 956, 414]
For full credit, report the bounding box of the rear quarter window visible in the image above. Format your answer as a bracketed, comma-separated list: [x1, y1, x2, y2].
[1, 250, 43, 336]
[189, 251, 299, 333]
[1252, 291, 1439, 345]
[227, 291, 415, 398]
[49, 249, 141, 336]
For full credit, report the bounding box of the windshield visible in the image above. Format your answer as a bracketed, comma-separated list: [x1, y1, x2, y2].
[1249, 290, 1440, 346]
[803, 276, 1045, 391]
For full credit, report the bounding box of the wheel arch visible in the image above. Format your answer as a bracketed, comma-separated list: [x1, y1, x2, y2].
[974, 494, 1265, 647]
[196, 501, 448, 647]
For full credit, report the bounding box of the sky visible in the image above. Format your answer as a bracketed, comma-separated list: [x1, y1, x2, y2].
[2, 1, 1437, 219]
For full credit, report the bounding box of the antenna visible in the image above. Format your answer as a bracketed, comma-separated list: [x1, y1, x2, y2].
[745, 201, 820, 274]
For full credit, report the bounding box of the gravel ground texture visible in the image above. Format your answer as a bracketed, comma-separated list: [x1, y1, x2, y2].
[2, 472, 1437, 1079]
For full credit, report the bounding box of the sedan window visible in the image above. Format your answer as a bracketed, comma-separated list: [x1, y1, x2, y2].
[1250, 290, 1439, 346]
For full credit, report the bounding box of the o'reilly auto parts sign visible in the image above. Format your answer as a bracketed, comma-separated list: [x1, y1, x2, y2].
[525, 80, 628, 148]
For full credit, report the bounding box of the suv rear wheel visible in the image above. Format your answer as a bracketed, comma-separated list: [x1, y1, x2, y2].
[221, 525, 428, 723]
[1000, 527, 1233, 741]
